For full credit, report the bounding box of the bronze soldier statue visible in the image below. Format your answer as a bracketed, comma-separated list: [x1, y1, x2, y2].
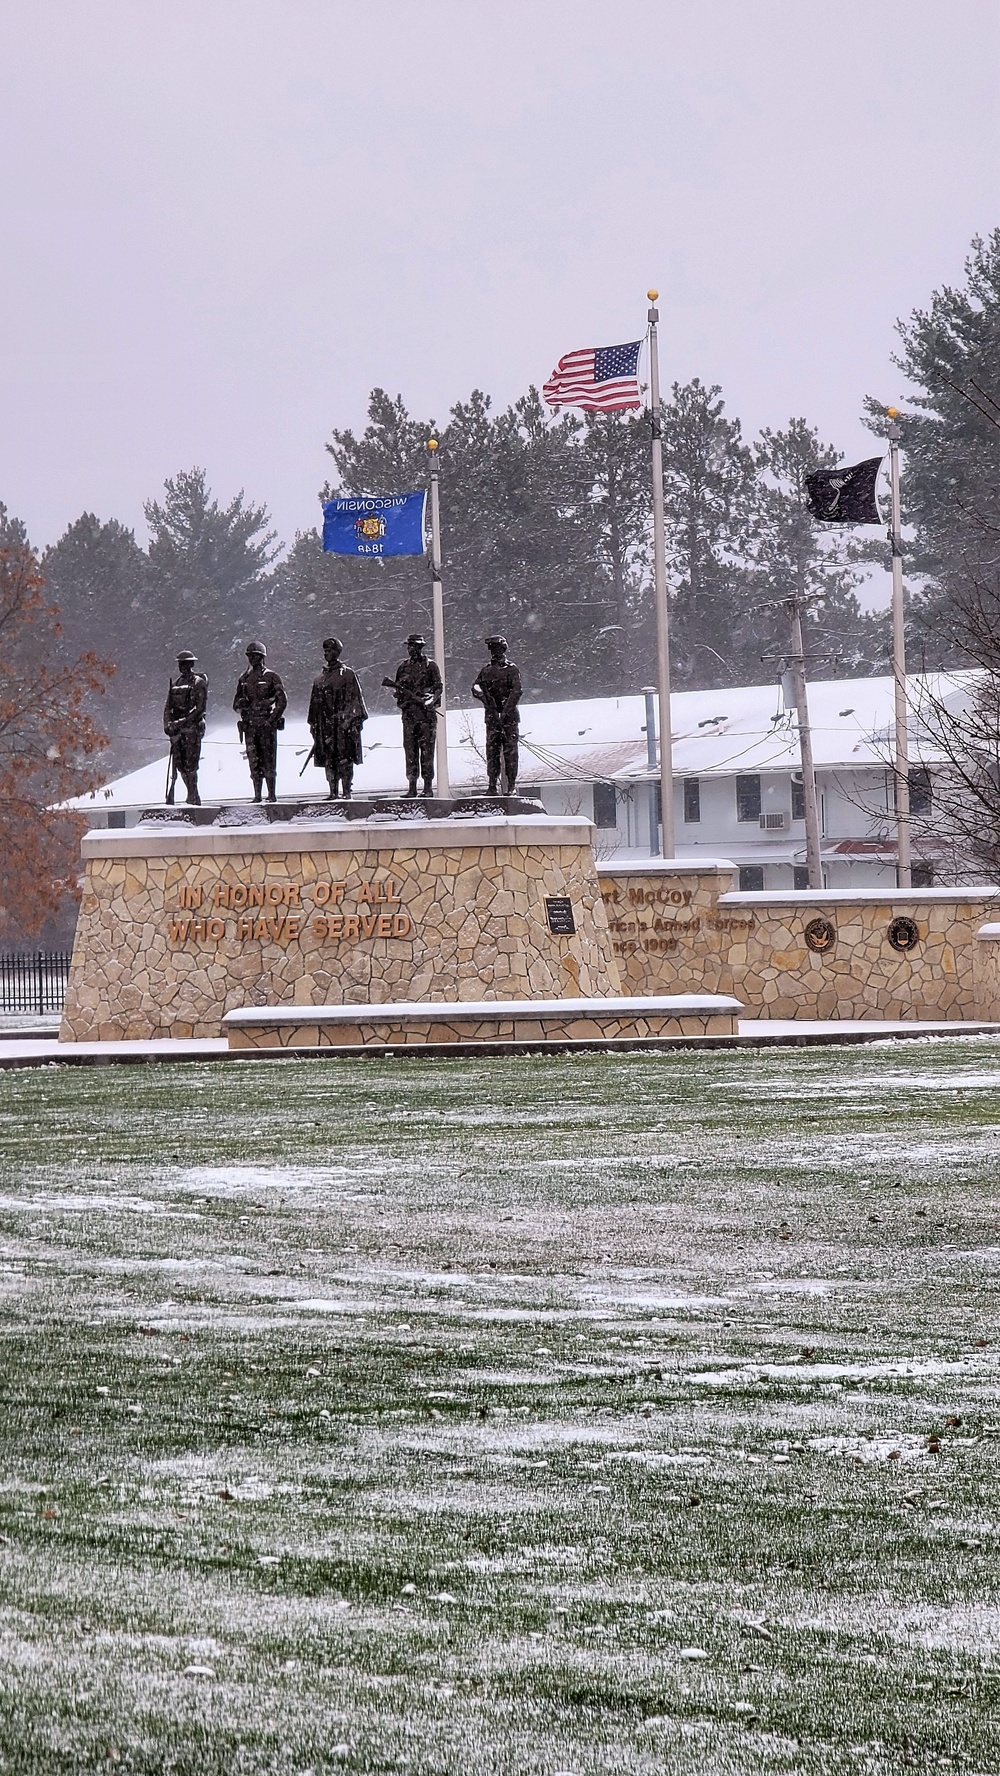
[163, 649, 208, 805]
[383, 632, 442, 798]
[472, 635, 522, 794]
[307, 636, 368, 799]
[233, 641, 287, 802]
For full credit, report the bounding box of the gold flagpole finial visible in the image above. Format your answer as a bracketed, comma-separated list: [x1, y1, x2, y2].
[647, 288, 659, 301]
[427, 438, 439, 451]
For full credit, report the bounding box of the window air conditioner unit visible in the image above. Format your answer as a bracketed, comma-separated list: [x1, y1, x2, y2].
[760, 811, 790, 831]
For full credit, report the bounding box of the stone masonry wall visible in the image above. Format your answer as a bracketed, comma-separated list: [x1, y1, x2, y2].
[597, 862, 738, 996]
[227, 1005, 739, 1048]
[63, 818, 1000, 1041]
[599, 864, 1000, 1020]
[973, 926, 1000, 1021]
[62, 824, 620, 1041]
[718, 894, 999, 1020]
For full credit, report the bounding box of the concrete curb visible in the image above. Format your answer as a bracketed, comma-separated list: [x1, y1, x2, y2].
[3, 1021, 1000, 1069]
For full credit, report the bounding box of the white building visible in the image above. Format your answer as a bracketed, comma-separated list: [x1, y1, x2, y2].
[75, 672, 971, 891]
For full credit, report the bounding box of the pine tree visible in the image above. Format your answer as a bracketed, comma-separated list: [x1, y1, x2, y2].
[315, 388, 445, 702]
[861, 231, 1000, 871]
[42, 514, 153, 766]
[317, 386, 615, 705]
[868, 229, 1000, 663]
[580, 411, 652, 684]
[324, 388, 433, 493]
[656, 381, 756, 687]
[144, 468, 280, 680]
[750, 420, 887, 682]
[432, 388, 609, 697]
[262, 530, 406, 710]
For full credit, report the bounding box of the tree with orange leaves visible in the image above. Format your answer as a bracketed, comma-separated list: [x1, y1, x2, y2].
[0, 508, 113, 938]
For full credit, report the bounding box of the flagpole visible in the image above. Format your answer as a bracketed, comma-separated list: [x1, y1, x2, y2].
[647, 290, 675, 858]
[427, 438, 450, 799]
[786, 595, 823, 890]
[886, 409, 911, 888]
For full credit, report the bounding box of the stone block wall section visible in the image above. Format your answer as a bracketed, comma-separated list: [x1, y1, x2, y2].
[598, 862, 1000, 1020]
[62, 817, 621, 1041]
[974, 924, 1000, 1021]
[223, 993, 743, 1049]
[716, 888, 1000, 1020]
[598, 860, 739, 995]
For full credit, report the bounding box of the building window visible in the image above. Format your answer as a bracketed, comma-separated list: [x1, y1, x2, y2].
[793, 865, 810, 890]
[736, 775, 761, 822]
[683, 778, 701, 824]
[791, 774, 806, 820]
[912, 861, 935, 887]
[739, 865, 765, 892]
[107, 810, 126, 829]
[890, 768, 933, 816]
[909, 767, 933, 816]
[592, 783, 618, 828]
[519, 784, 542, 800]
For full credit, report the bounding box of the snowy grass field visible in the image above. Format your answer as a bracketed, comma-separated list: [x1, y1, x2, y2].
[1, 1043, 999, 1775]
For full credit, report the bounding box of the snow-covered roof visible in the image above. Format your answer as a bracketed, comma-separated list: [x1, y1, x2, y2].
[622, 671, 976, 781]
[69, 671, 977, 811]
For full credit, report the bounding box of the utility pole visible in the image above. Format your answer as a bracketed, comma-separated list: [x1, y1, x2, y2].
[786, 594, 823, 891]
[426, 439, 450, 799]
[643, 686, 658, 855]
[886, 408, 911, 887]
[646, 290, 675, 856]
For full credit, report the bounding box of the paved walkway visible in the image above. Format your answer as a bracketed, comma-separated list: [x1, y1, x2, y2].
[0, 1035, 228, 1067]
[737, 1018, 1000, 1040]
[0, 1018, 998, 1068]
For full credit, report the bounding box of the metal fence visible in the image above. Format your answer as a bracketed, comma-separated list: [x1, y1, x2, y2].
[0, 951, 72, 1015]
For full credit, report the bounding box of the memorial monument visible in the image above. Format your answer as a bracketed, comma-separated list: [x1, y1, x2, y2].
[60, 628, 741, 1046]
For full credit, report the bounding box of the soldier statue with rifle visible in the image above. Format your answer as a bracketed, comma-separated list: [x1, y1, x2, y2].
[472, 634, 522, 794]
[307, 636, 368, 799]
[233, 641, 287, 802]
[383, 632, 442, 798]
[163, 649, 208, 805]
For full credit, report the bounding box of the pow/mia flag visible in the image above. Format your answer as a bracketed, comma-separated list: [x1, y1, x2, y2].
[804, 456, 884, 524]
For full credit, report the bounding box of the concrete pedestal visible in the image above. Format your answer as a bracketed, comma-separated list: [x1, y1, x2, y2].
[61, 807, 621, 1041]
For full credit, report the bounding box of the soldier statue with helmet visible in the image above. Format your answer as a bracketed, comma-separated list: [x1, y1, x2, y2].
[472, 634, 522, 794]
[160, 626, 527, 808]
[383, 632, 442, 798]
[163, 649, 208, 805]
[233, 641, 287, 802]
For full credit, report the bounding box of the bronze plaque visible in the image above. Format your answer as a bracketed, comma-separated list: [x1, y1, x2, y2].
[887, 915, 920, 953]
[804, 916, 836, 954]
[545, 896, 576, 935]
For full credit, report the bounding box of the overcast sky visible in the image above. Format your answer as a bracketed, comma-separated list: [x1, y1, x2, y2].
[1, 0, 998, 558]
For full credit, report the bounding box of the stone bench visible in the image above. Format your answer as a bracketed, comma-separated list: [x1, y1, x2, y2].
[222, 993, 744, 1052]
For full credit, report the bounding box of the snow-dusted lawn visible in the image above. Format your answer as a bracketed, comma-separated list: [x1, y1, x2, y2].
[1, 1042, 998, 1774]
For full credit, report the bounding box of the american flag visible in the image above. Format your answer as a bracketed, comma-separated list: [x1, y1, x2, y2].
[542, 339, 643, 412]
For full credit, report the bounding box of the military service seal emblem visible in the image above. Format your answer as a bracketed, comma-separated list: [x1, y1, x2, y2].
[804, 917, 836, 954]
